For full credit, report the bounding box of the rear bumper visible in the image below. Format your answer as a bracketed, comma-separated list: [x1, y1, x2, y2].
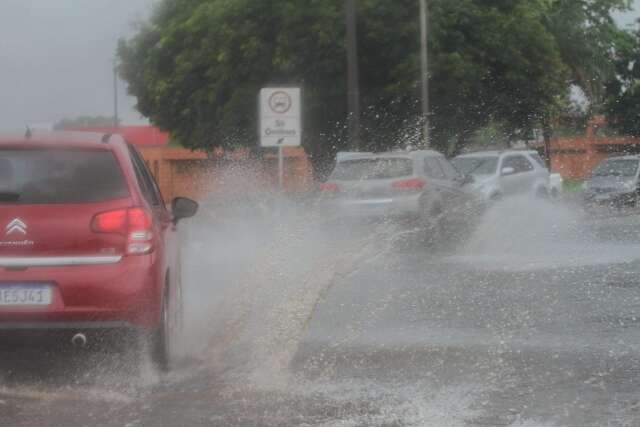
[324, 194, 422, 219]
[0, 321, 133, 330]
[0, 254, 163, 331]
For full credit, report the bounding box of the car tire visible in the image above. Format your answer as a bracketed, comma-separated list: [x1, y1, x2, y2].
[148, 289, 171, 372]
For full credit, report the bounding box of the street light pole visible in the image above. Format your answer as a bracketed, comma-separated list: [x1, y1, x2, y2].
[346, 0, 361, 150]
[419, 0, 430, 148]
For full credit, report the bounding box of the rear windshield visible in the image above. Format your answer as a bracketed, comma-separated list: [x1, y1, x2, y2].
[331, 158, 414, 181]
[592, 158, 640, 178]
[452, 156, 499, 176]
[0, 148, 129, 204]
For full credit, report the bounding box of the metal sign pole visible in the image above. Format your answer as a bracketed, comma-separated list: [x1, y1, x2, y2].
[278, 146, 284, 190]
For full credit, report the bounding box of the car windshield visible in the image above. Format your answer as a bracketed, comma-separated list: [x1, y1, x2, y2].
[592, 158, 639, 178]
[0, 149, 129, 204]
[452, 156, 499, 175]
[330, 158, 413, 180]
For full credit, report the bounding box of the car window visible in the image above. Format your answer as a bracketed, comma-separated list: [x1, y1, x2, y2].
[437, 157, 460, 180]
[452, 156, 499, 176]
[424, 157, 445, 179]
[502, 155, 534, 174]
[592, 158, 640, 178]
[128, 145, 162, 206]
[0, 148, 129, 204]
[331, 158, 413, 181]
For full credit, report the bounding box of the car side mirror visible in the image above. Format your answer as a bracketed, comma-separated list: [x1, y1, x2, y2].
[501, 167, 515, 176]
[172, 197, 199, 223]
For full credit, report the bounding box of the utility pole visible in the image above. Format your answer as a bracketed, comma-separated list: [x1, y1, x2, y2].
[346, 0, 361, 150]
[113, 58, 119, 128]
[419, 0, 430, 147]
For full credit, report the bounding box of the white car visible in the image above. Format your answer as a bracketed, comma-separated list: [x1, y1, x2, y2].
[452, 150, 550, 202]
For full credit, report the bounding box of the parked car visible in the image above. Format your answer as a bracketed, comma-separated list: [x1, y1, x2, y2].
[319, 150, 479, 240]
[582, 155, 640, 209]
[0, 132, 198, 370]
[452, 150, 550, 202]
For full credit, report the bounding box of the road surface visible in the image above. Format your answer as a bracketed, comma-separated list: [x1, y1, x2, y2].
[2, 197, 640, 426]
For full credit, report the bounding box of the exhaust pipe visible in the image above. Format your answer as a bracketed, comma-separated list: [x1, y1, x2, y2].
[71, 333, 87, 348]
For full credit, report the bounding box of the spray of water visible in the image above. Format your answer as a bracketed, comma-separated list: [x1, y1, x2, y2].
[452, 196, 640, 271]
[175, 164, 409, 391]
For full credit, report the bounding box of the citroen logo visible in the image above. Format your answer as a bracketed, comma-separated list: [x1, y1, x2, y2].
[5, 219, 27, 236]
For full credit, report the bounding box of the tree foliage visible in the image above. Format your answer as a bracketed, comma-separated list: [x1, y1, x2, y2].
[118, 0, 628, 157]
[605, 25, 640, 136]
[540, 0, 631, 108]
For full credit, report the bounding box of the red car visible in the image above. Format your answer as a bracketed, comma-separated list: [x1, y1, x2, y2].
[0, 132, 198, 370]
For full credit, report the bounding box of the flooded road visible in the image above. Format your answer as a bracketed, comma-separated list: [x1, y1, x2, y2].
[3, 198, 640, 426]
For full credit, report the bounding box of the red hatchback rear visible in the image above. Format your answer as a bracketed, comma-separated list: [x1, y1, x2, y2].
[0, 132, 198, 370]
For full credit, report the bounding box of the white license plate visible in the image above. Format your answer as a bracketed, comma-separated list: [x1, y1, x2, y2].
[0, 285, 52, 306]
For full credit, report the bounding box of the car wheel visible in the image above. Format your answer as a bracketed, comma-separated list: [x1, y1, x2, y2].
[149, 290, 171, 372]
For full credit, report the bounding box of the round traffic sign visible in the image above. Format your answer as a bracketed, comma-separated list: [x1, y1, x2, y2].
[268, 91, 292, 114]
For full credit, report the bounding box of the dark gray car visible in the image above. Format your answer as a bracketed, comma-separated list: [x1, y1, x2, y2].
[583, 156, 640, 209]
[319, 150, 478, 239]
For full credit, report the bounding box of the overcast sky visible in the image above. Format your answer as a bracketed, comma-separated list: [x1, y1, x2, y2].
[0, 0, 637, 132]
[0, 0, 154, 131]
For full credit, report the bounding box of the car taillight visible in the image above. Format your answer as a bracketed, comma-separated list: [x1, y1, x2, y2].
[92, 207, 154, 255]
[391, 178, 426, 190]
[319, 182, 341, 193]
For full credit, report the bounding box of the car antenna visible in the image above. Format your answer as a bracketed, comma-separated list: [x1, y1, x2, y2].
[25, 126, 32, 139]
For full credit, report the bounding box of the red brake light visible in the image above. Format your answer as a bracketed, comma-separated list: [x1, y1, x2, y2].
[92, 207, 154, 255]
[320, 182, 341, 192]
[127, 208, 152, 230]
[392, 178, 426, 190]
[92, 209, 128, 235]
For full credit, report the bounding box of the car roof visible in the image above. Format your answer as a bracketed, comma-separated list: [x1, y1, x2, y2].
[455, 149, 539, 158]
[0, 131, 127, 150]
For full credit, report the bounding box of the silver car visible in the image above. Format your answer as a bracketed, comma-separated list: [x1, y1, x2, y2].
[452, 150, 550, 202]
[320, 150, 477, 237]
[583, 155, 640, 209]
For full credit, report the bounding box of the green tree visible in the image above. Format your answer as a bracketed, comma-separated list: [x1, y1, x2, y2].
[540, 0, 631, 108]
[117, 0, 622, 158]
[605, 26, 640, 136]
[119, 0, 346, 159]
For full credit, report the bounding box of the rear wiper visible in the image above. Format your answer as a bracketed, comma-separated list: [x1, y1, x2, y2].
[0, 192, 21, 202]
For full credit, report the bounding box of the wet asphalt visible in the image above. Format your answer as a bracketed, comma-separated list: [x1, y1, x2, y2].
[3, 200, 640, 426]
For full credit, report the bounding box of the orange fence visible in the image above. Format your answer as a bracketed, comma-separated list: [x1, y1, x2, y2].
[139, 146, 314, 202]
[549, 136, 640, 180]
